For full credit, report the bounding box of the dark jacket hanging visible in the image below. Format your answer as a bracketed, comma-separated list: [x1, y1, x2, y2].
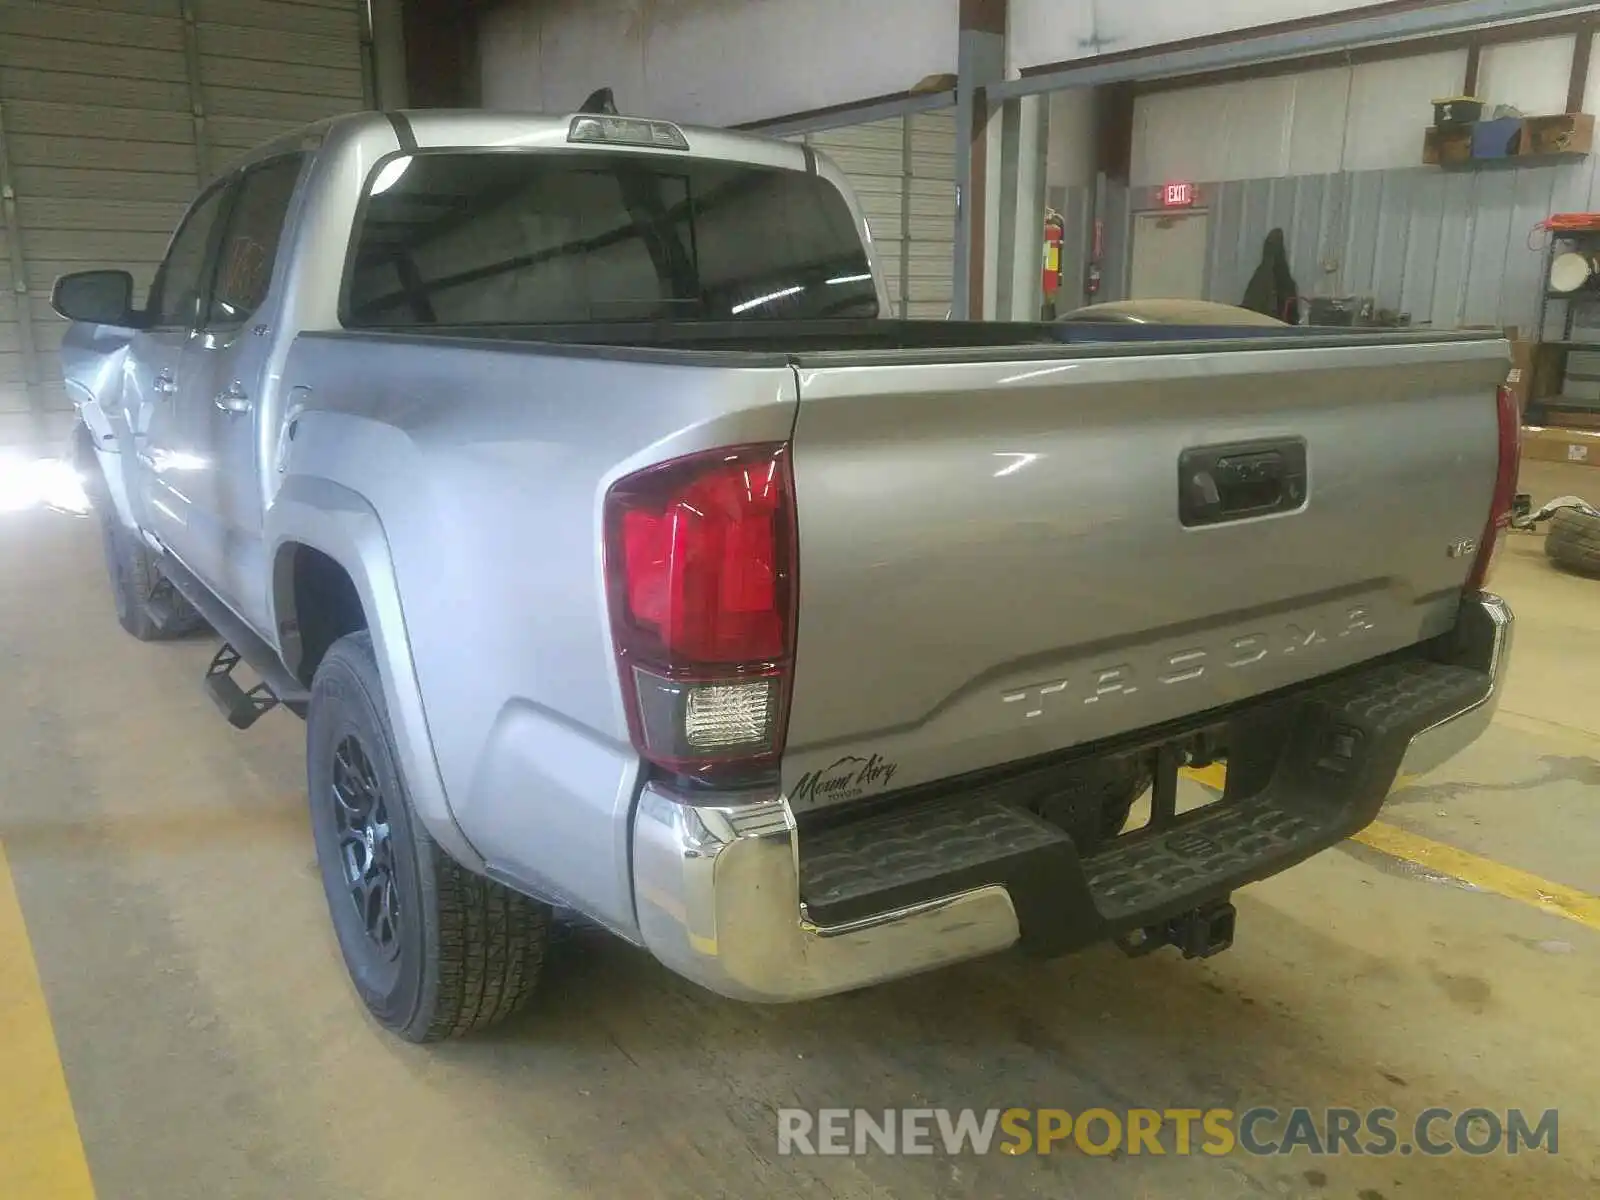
[1241, 228, 1300, 324]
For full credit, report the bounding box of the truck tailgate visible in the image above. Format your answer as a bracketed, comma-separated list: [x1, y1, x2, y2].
[781, 337, 1507, 810]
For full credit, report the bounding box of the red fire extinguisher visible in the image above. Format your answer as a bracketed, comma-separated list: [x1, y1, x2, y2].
[1041, 210, 1065, 319]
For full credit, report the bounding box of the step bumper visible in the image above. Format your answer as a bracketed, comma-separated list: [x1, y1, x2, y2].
[631, 593, 1511, 1002]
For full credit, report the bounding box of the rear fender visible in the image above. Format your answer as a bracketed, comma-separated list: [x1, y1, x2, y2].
[267, 474, 485, 873]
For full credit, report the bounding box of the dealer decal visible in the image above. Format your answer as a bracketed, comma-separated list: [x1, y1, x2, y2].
[791, 753, 899, 808]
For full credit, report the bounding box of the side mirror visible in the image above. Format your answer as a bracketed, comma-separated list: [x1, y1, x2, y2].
[51, 270, 136, 326]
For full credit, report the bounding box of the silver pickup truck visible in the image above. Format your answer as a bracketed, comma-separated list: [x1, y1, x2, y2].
[55, 107, 1517, 1043]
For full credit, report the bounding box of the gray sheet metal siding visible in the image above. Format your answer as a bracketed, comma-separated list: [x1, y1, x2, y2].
[0, 0, 369, 416]
[799, 110, 956, 319]
[1190, 155, 1600, 334]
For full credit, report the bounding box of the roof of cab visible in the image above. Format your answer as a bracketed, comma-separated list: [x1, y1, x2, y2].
[221, 108, 812, 177]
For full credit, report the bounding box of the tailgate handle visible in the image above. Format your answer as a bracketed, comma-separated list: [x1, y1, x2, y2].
[1179, 439, 1307, 528]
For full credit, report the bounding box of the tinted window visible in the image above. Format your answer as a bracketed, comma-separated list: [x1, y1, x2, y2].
[344, 151, 878, 326]
[149, 186, 228, 329]
[210, 156, 303, 326]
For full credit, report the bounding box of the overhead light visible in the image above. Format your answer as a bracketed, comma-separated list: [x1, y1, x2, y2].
[731, 285, 805, 315]
[826, 272, 872, 285]
[370, 155, 412, 195]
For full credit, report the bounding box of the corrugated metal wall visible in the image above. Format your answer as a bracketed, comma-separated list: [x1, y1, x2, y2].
[1190, 157, 1599, 333]
[800, 110, 957, 320]
[0, 0, 371, 424]
[1124, 27, 1600, 333]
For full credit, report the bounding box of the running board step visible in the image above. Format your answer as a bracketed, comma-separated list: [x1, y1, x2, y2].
[153, 552, 310, 718]
[204, 644, 282, 730]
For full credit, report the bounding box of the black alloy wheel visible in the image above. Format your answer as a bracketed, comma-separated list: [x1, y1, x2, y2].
[331, 734, 403, 968]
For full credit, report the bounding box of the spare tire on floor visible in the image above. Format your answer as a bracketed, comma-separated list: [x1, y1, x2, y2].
[1546, 506, 1600, 577]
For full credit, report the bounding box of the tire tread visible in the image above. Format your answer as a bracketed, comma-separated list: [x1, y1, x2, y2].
[424, 851, 549, 1041]
[1546, 508, 1600, 577]
[95, 489, 206, 641]
[314, 632, 548, 1043]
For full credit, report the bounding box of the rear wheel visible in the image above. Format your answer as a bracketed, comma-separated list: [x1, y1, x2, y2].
[308, 631, 550, 1041]
[95, 499, 206, 641]
[1545, 507, 1600, 577]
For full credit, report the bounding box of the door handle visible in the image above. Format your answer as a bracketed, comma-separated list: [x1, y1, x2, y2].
[1178, 439, 1308, 528]
[215, 381, 252, 414]
[153, 371, 177, 396]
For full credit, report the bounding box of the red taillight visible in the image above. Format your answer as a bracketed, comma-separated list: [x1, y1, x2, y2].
[603, 444, 797, 782]
[1466, 383, 1522, 593]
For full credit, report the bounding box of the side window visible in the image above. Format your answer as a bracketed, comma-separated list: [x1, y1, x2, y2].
[208, 156, 304, 327]
[148, 186, 229, 329]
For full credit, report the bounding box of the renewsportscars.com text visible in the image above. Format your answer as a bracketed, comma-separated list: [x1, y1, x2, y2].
[777, 1107, 1558, 1158]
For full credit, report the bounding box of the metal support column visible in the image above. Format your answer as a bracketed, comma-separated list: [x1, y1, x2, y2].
[952, 0, 1008, 320]
[995, 95, 1046, 322]
[178, 0, 212, 182]
[0, 101, 42, 418]
[952, 19, 1005, 320]
[358, 0, 378, 109]
[993, 99, 1021, 321]
[368, 0, 409, 109]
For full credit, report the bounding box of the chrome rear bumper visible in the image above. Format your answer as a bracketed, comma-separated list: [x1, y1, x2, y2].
[631, 593, 1511, 1003]
[631, 789, 1020, 1002]
[1398, 592, 1512, 779]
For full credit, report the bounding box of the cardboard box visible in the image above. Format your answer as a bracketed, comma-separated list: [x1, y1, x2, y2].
[1521, 425, 1600, 466]
[1506, 335, 1575, 421]
[1542, 407, 1600, 431]
[1504, 337, 1535, 415]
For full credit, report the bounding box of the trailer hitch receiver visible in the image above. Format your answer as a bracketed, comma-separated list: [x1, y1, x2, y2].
[1116, 897, 1237, 960]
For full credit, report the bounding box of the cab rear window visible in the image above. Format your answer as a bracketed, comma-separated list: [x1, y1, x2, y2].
[342, 151, 879, 326]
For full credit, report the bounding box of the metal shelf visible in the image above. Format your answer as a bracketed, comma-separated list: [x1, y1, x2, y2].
[1535, 227, 1600, 417]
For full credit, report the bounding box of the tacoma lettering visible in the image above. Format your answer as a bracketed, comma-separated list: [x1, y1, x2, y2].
[1002, 608, 1378, 719]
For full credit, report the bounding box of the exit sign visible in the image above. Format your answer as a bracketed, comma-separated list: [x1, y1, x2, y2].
[1161, 182, 1196, 208]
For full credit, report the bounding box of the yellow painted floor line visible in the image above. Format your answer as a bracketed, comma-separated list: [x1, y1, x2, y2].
[1181, 764, 1600, 933]
[1182, 763, 1229, 791]
[0, 840, 97, 1199]
[1353, 820, 1600, 933]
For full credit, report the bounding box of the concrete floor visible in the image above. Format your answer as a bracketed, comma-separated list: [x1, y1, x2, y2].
[0, 457, 1597, 1199]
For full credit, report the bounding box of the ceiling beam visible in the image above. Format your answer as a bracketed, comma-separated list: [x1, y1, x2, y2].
[733, 87, 956, 137]
[1132, 8, 1597, 96]
[991, 0, 1600, 102]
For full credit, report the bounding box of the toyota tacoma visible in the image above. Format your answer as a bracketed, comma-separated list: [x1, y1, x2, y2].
[55, 106, 1515, 1042]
